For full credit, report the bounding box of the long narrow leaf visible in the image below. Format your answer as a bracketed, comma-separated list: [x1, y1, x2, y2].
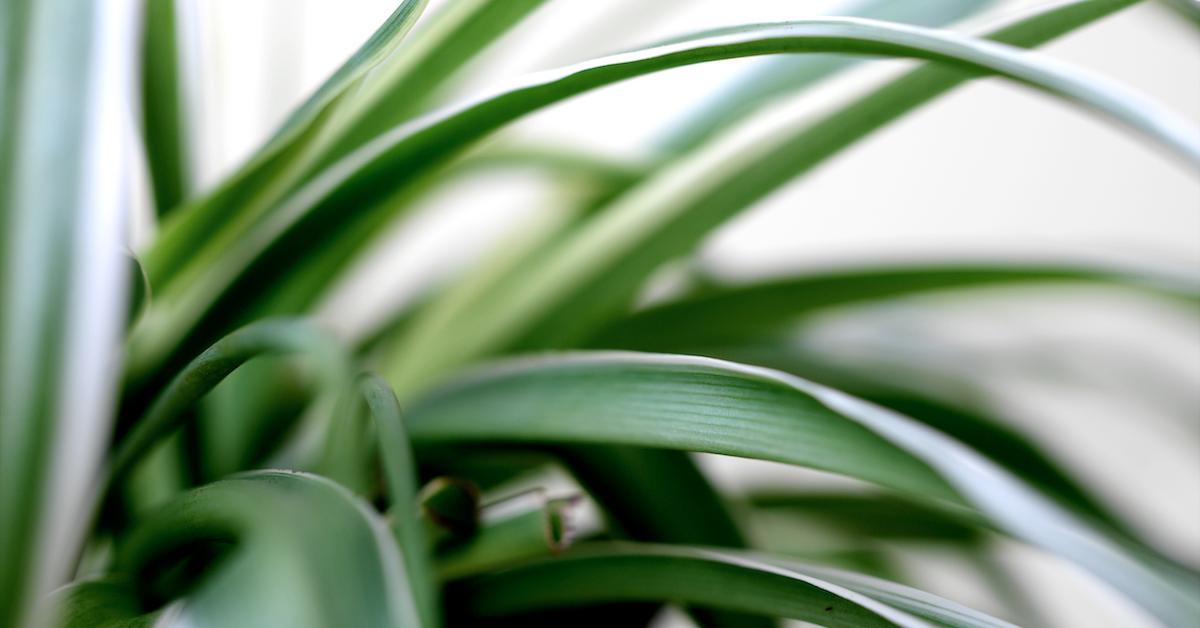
[376, 0, 1191, 393]
[87, 471, 421, 627]
[589, 261, 1199, 350]
[447, 542, 1010, 627]
[144, 0, 429, 286]
[0, 0, 137, 625]
[404, 351, 1199, 625]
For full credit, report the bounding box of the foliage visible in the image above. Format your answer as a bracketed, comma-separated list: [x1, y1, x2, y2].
[1, 0, 1197, 626]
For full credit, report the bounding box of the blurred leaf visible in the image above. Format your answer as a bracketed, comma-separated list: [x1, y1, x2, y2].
[144, 0, 429, 294]
[109, 319, 349, 486]
[374, 0, 994, 360]
[589, 262, 1199, 350]
[140, 0, 191, 216]
[404, 351, 1199, 625]
[137, 7, 1200, 394]
[94, 471, 421, 627]
[144, 0, 541, 307]
[0, 0, 137, 625]
[52, 578, 157, 628]
[559, 446, 746, 547]
[383, 0, 1192, 394]
[656, 0, 995, 154]
[748, 491, 984, 545]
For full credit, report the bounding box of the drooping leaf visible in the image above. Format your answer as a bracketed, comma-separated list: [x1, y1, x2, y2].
[403, 351, 1199, 626]
[89, 471, 422, 628]
[108, 319, 349, 486]
[655, 0, 995, 154]
[447, 542, 1015, 627]
[145, 0, 542, 299]
[382, 0, 1192, 394]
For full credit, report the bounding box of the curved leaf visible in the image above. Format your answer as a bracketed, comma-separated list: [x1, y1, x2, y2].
[404, 351, 1199, 626]
[146, 0, 541, 294]
[102, 471, 420, 628]
[447, 542, 1014, 627]
[382, 0, 1187, 393]
[656, 0, 994, 154]
[589, 261, 1199, 350]
[109, 319, 348, 485]
[145, 0, 428, 280]
[130, 6, 1199, 396]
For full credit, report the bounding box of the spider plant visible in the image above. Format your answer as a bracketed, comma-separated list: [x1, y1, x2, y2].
[2, 0, 1197, 626]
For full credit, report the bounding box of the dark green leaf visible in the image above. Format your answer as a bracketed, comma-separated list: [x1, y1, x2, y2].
[404, 351, 1199, 625]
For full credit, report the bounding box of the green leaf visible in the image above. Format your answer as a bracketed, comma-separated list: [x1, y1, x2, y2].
[380, 0, 1191, 394]
[359, 374, 438, 628]
[403, 352, 1199, 626]
[377, 0, 998, 385]
[308, 0, 550, 172]
[656, 0, 996, 154]
[140, 0, 192, 216]
[143, 0, 429, 293]
[0, 0, 137, 625]
[747, 490, 984, 545]
[583, 260, 1197, 531]
[102, 471, 421, 628]
[588, 261, 1199, 350]
[447, 542, 1012, 627]
[108, 319, 349, 487]
[144, 0, 542, 301]
[554, 446, 767, 628]
[51, 578, 156, 628]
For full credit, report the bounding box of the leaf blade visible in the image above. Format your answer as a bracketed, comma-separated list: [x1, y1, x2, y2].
[404, 351, 1199, 625]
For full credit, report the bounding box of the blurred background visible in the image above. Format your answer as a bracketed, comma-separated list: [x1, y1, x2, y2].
[149, 1, 1199, 626]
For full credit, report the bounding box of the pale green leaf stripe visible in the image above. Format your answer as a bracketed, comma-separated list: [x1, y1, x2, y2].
[0, 0, 136, 626]
[381, 0, 1147, 389]
[108, 471, 420, 628]
[450, 542, 1006, 627]
[404, 352, 1200, 626]
[133, 9, 1200, 390]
